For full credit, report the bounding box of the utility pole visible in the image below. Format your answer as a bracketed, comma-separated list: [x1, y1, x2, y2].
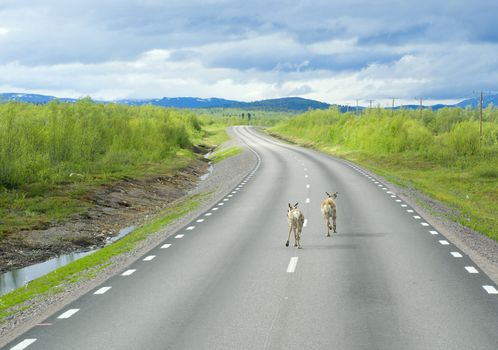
[356, 99, 359, 115]
[369, 100, 373, 109]
[480, 91, 483, 145]
[391, 98, 395, 116]
[419, 97, 423, 117]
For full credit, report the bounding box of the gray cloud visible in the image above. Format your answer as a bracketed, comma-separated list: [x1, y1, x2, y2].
[0, 0, 497, 103]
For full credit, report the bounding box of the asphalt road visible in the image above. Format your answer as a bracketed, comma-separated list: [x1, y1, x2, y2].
[6, 126, 498, 350]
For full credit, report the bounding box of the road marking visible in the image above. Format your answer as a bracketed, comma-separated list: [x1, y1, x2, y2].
[94, 286, 112, 295]
[387, 191, 393, 194]
[58, 309, 80, 319]
[451, 252, 463, 258]
[143, 255, 156, 261]
[305, 174, 309, 178]
[401, 204, 408, 207]
[303, 219, 308, 227]
[218, 203, 224, 206]
[161, 244, 171, 249]
[175, 234, 184, 238]
[121, 269, 136, 276]
[10, 339, 37, 350]
[306, 184, 310, 188]
[396, 199, 402, 202]
[223, 198, 229, 201]
[430, 230, 439, 235]
[407, 209, 414, 213]
[483, 285, 498, 294]
[382, 188, 388, 191]
[465, 266, 479, 274]
[390, 195, 396, 198]
[287, 257, 299, 273]
[186, 226, 195, 230]
[304, 168, 308, 171]
[196, 219, 204, 222]
[306, 198, 310, 203]
[231, 191, 237, 194]
[228, 194, 233, 197]
[439, 240, 449, 245]
[421, 222, 430, 226]
[413, 216, 421, 219]
[205, 212, 212, 216]
[212, 207, 219, 211]
[377, 184, 382, 187]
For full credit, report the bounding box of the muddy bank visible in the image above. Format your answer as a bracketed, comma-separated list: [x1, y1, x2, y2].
[0, 159, 209, 274]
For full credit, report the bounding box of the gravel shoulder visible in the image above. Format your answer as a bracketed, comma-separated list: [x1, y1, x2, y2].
[0, 127, 257, 346]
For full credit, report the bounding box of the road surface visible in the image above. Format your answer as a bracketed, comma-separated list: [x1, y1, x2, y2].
[6, 126, 498, 350]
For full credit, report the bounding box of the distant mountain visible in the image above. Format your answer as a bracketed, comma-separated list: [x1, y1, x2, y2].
[119, 96, 330, 111]
[455, 94, 498, 108]
[0, 93, 77, 104]
[2, 92, 497, 111]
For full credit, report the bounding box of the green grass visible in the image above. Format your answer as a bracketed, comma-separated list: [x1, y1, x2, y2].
[270, 107, 498, 242]
[210, 146, 243, 164]
[0, 194, 205, 321]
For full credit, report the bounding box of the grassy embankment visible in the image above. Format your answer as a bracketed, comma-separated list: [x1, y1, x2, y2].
[270, 107, 498, 241]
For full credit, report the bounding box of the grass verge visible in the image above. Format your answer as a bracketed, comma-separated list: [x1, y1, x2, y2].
[0, 193, 205, 322]
[210, 146, 243, 164]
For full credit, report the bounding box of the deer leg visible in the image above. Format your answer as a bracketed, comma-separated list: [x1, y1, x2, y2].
[324, 217, 331, 237]
[332, 209, 337, 233]
[286, 226, 292, 247]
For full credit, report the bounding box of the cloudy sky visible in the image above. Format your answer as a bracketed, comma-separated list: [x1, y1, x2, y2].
[1, 0, 497, 106]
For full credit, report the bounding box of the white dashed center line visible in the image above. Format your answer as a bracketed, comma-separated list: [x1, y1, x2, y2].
[10, 339, 37, 350]
[161, 244, 171, 249]
[94, 286, 112, 295]
[287, 257, 299, 273]
[121, 269, 136, 276]
[451, 252, 463, 258]
[143, 255, 156, 261]
[483, 285, 498, 294]
[175, 234, 185, 239]
[186, 226, 195, 230]
[439, 240, 449, 245]
[465, 266, 479, 274]
[58, 309, 80, 319]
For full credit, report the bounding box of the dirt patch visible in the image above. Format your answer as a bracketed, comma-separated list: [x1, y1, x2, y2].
[0, 159, 209, 274]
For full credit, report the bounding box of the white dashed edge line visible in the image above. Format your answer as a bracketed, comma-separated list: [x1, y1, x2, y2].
[175, 234, 184, 239]
[465, 266, 479, 274]
[57, 309, 80, 319]
[10, 338, 37, 350]
[94, 286, 112, 295]
[483, 285, 498, 294]
[121, 269, 136, 276]
[161, 244, 171, 249]
[143, 255, 156, 261]
[450, 251, 463, 258]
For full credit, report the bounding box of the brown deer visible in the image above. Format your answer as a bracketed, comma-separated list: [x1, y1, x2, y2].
[321, 192, 338, 236]
[286, 203, 304, 248]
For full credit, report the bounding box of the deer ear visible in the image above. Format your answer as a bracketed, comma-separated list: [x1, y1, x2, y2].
[288, 203, 291, 208]
[294, 202, 299, 207]
[325, 192, 330, 196]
